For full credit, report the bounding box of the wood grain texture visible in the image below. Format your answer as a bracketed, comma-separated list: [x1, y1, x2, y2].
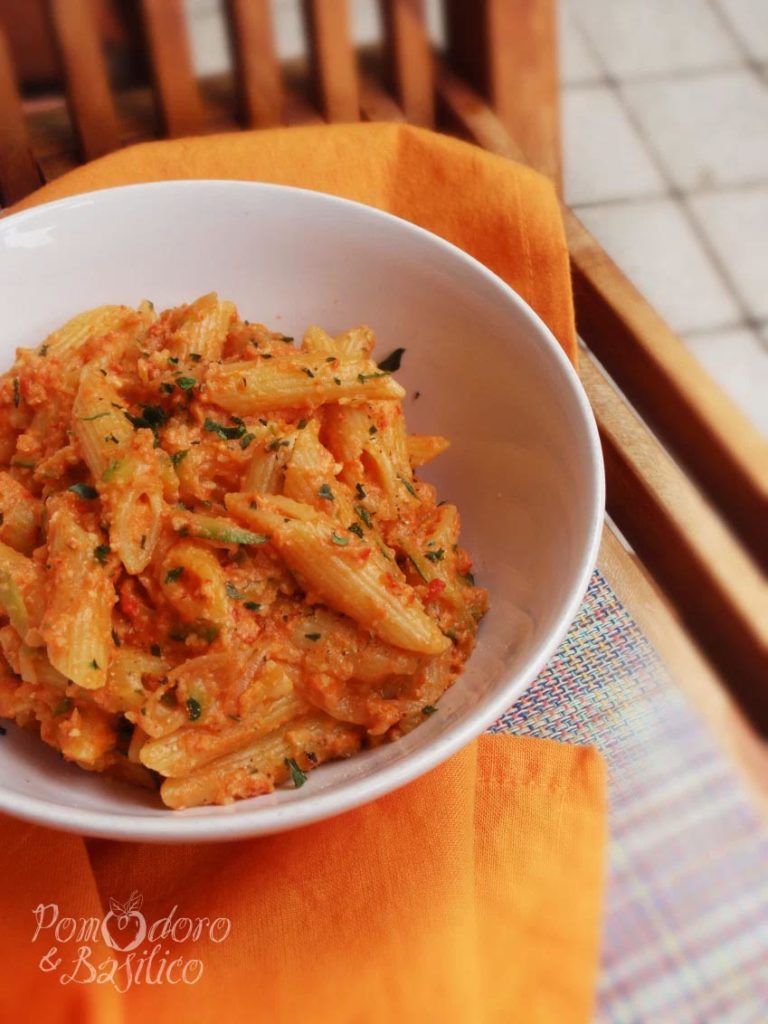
[582, 350, 768, 730]
[381, 0, 434, 127]
[225, 0, 282, 128]
[568, 209, 768, 570]
[437, 65, 526, 163]
[301, 0, 359, 122]
[0, 27, 41, 204]
[444, 0, 561, 186]
[140, 0, 203, 137]
[599, 526, 768, 815]
[47, 0, 120, 160]
[360, 73, 407, 123]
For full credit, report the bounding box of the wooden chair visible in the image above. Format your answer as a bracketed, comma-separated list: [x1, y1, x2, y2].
[0, 1, 766, 784]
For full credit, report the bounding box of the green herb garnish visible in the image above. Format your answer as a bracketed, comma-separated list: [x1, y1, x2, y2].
[176, 376, 196, 391]
[355, 505, 372, 529]
[53, 697, 73, 716]
[186, 698, 202, 721]
[377, 347, 405, 372]
[68, 483, 98, 499]
[304, 632, 321, 642]
[204, 418, 245, 441]
[317, 483, 334, 501]
[171, 449, 188, 466]
[422, 705, 438, 716]
[93, 544, 110, 564]
[285, 757, 307, 788]
[330, 532, 349, 546]
[425, 548, 445, 562]
[165, 566, 184, 584]
[348, 522, 364, 539]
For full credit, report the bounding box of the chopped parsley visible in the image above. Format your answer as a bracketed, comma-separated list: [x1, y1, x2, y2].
[68, 483, 98, 499]
[79, 411, 110, 421]
[93, 543, 110, 564]
[53, 697, 73, 716]
[204, 418, 245, 441]
[297, 419, 308, 430]
[160, 690, 177, 708]
[425, 548, 445, 562]
[357, 371, 387, 383]
[160, 382, 175, 394]
[165, 566, 184, 584]
[348, 522, 364, 539]
[330, 532, 350, 546]
[171, 449, 188, 466]
[304, 632, 321, 642]
[176, 376, 196, 391]
[355, 505, 372, 529]
[284, 757, 307, 788]
[125, 404, 167, 438]
[317, 483, 334, 501]
[377, 347, 405, 372]
[12, 378, 20, 407]
[150, 643, 162, 657]
[239, 432, 256, 449]
[461, 571, 476, 586]
[186, 697, 202, 721]
[225, 582, 243, 600]
[368, 424, 378, 435]
[168, 356, 180, 365]
[243, 601, 261, 611]
[355, 483, 366, 500]
[189, 353, 202, 362]
[302, 368, 315, 378]
[89, 659, 100, 670]
[111, 628, 121, 648]
[422, 705, 438, 716]
[399, 476, 418, 498]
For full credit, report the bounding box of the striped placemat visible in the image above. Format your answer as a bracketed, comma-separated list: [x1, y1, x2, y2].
[492, 571, 768, 1023]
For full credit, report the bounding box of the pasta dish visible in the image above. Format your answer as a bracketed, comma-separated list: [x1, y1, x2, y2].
[0, 294, 487, 808]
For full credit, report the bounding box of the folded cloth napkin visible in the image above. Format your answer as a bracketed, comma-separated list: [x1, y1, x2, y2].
[1, 124, 603, 1024]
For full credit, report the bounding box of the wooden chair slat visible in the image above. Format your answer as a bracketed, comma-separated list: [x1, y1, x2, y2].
[225, 0, 282, 128]
[0, 27, 41, 204]
[360, 74, 407, 123]
[47, 0, 121, 161]
[301, 0, 359, 122]
[581, 349, 768, 730]
[567, 210, 768, 570]
[139, 0, 203, 137]
[437, 65, 526, 163]
[444, 0, 561, 187]
[381, 0, 434, 128]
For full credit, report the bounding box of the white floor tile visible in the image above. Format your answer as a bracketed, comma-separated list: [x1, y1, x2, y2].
[684, 327, 768, 437]
[688, 187, 768, 320]
[623, 70, 768, 190]
[187, 7, 230, 76]
[571, 0, 740, 79]
[576, 198, 741, 334]
[563, 86, 665, 205]
[716, 0, 768, 63]
[559, 2, 603, 85]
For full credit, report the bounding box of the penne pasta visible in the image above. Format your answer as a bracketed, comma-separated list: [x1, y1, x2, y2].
[0, 295, 487, 807]
[205, 356, 405, 414]
[40, 496, 116, 689]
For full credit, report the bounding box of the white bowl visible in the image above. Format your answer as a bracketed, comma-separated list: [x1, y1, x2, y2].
[0, 181, 603, 841]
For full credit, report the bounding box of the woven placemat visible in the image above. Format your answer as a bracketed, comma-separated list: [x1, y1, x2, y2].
[492, 571, 768, 1023]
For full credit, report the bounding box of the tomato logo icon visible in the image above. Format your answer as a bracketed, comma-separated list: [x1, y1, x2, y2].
[100, 891, 147, 952]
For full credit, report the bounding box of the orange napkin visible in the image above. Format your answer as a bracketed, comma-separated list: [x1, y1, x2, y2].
[2, 124, 603, 1024]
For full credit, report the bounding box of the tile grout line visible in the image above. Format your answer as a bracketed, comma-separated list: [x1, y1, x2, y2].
[705, 0, 768, 82]
[564, 2, 768, 354]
